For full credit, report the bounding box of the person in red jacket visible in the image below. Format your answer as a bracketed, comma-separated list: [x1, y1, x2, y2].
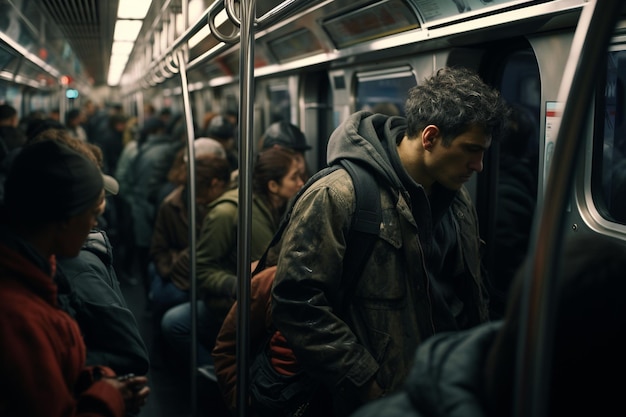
[0, 140, 149, 417]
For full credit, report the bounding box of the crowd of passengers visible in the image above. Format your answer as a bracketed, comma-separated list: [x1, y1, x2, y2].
[0, 98, 312, 416]
[1, 66, 619, 417]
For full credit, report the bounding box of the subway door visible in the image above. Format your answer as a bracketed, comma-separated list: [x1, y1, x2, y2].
[452, 38, 542, 319]
[301, 70, 333, 173]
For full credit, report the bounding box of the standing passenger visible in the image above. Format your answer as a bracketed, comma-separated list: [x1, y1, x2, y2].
[0, 140, 150, 416]
[490, 103, 538, 319]
[65, 108, 88, 142]
[0, 103, 25, 152]
[127, 117, 178, 296]
[114, 124, 140, 283]
[271, 67, 507, 415]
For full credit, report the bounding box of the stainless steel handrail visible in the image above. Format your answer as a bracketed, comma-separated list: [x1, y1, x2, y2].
[175, 48, 201, 417]
[124, 0, 310, 90]
[235, 2, 256, 415]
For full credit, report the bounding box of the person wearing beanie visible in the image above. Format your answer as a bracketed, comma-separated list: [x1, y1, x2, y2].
[23, 130, 151, 379]
[260, 121, 311, 181]
[0, 140, 150, 417]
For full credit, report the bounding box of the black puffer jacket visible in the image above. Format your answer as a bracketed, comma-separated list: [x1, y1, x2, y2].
[56, 229, 150, 376]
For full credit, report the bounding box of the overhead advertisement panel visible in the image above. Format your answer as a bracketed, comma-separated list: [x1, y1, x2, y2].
[411, 0, 538, 26]
[322, 0, 420, 49]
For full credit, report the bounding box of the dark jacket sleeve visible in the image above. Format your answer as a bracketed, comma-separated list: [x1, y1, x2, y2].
[57, 247, 150, 376]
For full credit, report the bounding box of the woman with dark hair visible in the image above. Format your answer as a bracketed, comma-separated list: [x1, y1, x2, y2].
[161, 146, 304, 367]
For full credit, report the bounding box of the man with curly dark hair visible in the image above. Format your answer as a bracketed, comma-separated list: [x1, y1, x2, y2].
[271, 67, 509, 416]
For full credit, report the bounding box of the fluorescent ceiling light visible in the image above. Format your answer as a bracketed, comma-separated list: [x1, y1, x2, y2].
[112, 41, 134, 55]
[108, 0, 152, 86]
[107, 66, 125, 86]
[117, 0, 152, 19]
[114, 20, 143, 42]
[109, 55, 129, 71]
[107, 55, 130, 86]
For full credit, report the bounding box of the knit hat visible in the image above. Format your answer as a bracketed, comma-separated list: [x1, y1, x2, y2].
[4, 140, 104, 221]
[206, 115, 235, 141]
[261, 121, 310, 152]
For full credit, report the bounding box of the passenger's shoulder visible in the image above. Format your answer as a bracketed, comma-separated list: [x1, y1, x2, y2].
[301, 167, 355, 198]
[291, 168, 356, 216]
[82, 230, 112, 265]
[208, 195, 239, 218]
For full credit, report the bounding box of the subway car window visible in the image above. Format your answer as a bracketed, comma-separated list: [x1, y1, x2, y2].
[0, 84, 20, 107]
[594, 49, 626, 224]
[268, 84, 291, 123]
[224, 93, 238, 116]
[355, 70, 415, 117]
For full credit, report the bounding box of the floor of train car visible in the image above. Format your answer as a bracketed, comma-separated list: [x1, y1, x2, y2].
[119, 274, 229, 417]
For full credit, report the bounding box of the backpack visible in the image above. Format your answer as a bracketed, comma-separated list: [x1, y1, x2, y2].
[213, 159, 382, 416]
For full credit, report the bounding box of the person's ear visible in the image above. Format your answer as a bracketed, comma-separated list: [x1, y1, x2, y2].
[422, 125, 440, 151]
[268, 179, 280, 194]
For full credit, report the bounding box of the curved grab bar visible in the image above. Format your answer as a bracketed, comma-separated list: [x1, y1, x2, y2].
[224, 0, 242, 27]
[159, 60, 172, 77]
[165, 53, 179, 74]
[208, 0, 240, 44]
[151, 69, 166, 85]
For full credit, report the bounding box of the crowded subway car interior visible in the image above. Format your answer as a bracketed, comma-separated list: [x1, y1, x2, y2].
[1, 0, 626, 416]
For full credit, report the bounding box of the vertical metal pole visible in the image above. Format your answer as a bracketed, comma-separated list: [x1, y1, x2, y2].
[236, 0, 256, 416]
[514, 2, 622, 417]
[176, 49, 199, 417]
[135, 90, 146, 126]
[59, 86, 66, 124]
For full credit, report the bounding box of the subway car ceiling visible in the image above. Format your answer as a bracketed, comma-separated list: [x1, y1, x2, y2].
[0, 0, 589, 99]
[123, 0, 585, 94]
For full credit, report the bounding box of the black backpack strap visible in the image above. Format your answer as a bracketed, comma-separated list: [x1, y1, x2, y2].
[253, 160, 381, 287]
[339, 159, 381, 291]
